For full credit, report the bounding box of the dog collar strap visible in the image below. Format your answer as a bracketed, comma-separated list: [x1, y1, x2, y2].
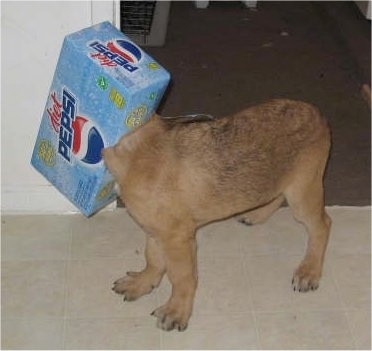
[161, 114, 215, 122]
[181, 114, 215, 120]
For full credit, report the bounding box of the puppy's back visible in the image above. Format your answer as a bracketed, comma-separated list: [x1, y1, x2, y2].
[160, 99, 330, 217]
[164, 99, 329, 166]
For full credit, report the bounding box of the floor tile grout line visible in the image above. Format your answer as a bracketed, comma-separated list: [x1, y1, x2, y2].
[3, 250, 370, 263]
[251, 310, 263, 349]
[4, 252, 368, 264]
[61, 226, 74, 350]
[343, 310, 364, 350]
[0, 255, 150, 264]
[2, 304, 364, 322]
[192, 303, 369, 321]
[330, 258, 359, 350]
[239, 248, 264, 350]
[249, 306, 362, 315]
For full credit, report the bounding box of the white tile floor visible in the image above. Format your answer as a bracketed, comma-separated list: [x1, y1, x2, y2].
[1, 207, 371, 349]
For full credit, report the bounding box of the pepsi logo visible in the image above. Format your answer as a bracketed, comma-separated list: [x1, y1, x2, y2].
[49, 87, 105, 165]
[72, 116, 104, 165]
[89, 40, 142, 73]
[107, 40, 142, 64]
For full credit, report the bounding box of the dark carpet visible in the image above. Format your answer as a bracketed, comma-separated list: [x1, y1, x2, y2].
[144, 1, 371, 206]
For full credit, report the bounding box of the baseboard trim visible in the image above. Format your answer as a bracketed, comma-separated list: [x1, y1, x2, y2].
[1, 185, 117, 215]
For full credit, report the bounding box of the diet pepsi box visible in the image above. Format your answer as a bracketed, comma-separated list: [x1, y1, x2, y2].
[31, 21, 170, 216]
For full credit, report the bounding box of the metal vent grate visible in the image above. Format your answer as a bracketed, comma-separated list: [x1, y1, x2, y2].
[120, 1, 157, 36]
[118, 1, 170, 46]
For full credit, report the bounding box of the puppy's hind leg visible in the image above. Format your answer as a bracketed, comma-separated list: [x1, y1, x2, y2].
[238, 195, 285, 225]
[285, 149, 331, 292]
[113, 234, 166, 301]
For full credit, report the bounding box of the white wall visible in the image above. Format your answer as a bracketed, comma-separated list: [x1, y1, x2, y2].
[1, 1, 115, 214]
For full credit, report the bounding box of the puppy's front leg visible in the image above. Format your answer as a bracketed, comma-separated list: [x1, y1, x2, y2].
[113, 235, 166, 300]
[152, 230, 197, 331]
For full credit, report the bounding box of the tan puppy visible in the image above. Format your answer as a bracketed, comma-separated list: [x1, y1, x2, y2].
[102, 99, 331, 331]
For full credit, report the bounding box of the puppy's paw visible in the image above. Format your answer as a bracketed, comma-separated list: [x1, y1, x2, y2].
[151, 303, 189, 331]
[292, 261, 321, 292]
[112, 271, 158, 301]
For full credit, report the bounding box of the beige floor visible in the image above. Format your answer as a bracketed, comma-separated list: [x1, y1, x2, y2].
[1, 206, 371, 349]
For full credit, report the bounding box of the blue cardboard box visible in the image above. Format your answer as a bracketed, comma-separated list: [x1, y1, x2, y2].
[31, 21, 170, 216]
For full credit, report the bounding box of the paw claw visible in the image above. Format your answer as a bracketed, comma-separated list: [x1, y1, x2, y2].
[112, 270, 160, 301]
[237, 217, 253, 226]
[292, 262, 321, 293]
[151, 304, 189, 331]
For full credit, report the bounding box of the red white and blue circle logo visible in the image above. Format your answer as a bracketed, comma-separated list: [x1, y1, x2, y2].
[107, 40, 142, 64]
[72, 116, 104, 165]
